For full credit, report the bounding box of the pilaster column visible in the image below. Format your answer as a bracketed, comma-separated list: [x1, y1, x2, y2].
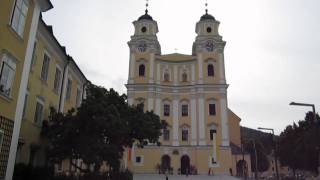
[156, 63, 160, 84]
[198, 93, 206, 145]
[220, 93, 230, 146]
[218, 50, 226, 84]
[191, 93, 197, 145]
[191, 63, 195, 85]
[212, 131, 217, 162]
[128, 53, 135, 84]
[172, 97, 179, 146]
[127, 91, 134, 106]
[173, 65, 178, 86]
[197, 54, 203, 84]
[155, 92, 161, 116]
[149, 53, 155, 83]
[147, 90, 154, 111]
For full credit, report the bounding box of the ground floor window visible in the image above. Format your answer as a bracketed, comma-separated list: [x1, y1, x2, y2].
[0, 54, 16, 97]
[135, 156, 143, 165]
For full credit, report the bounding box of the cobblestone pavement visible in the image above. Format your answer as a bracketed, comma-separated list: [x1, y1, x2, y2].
[133, 174, 240, 180]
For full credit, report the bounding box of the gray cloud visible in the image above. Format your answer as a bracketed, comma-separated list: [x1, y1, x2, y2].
[44, 0, 320, 134]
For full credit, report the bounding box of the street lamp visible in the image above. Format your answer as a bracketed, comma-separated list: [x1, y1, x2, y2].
[289, 102, 319, 176]
[289, 102, 316, 122]
[257, 127, 279, 180]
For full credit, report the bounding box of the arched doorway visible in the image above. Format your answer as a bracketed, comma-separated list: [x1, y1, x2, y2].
[180, 155, 190, 175]
[161, 155, 171, 173]
[236, 160, 248, 177]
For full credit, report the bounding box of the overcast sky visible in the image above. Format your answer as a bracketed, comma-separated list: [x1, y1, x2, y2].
[43, 0, 320, 134]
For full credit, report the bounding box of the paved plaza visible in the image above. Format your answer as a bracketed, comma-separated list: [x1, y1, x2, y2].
[133, 174, 241, 180]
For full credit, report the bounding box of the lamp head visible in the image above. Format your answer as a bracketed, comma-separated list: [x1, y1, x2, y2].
[289, 102, 296, 105]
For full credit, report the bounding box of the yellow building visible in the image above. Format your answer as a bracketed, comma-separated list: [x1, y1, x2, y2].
[0, 0, 88, 179]
[0, 0, 53, 179]
[125, 10, 251, 175]
[16, 18, 88, 168]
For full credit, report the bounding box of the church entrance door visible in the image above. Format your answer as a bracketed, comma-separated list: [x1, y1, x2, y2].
[161, 155, 171, 173]
[180, 155, 190, 175]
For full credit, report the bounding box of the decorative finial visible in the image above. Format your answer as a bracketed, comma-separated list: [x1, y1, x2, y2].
[145, 0, 149, 14]
[205, 0, 208, 14]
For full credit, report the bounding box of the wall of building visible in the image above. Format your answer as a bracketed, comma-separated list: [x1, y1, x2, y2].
[0, 0, 37, 178]
[0, 0, 35, 120]
[16, 20, 87, 167]
[228, 109, 241, 146]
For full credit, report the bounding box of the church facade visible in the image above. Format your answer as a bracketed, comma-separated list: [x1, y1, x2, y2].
[125, 9, 251, 175]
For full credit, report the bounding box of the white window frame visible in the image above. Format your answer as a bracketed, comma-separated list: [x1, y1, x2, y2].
[134, 155, 144, 166]
[180, 100, 189, 117]
[0, 53, 17, 98]
[0, 129, 4, 152]
[163, 103, 170, 116]
[138, 64, 145, 77]
[181, 125, 189, 142]
[34, 97, 44, 125]
[40, 51, 51, 82]
[10, 0, 29, 37]
[53, 65, 62, 93]
[208, 99, 217, 116]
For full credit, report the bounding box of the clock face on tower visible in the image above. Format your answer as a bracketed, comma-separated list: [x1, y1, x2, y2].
[137, 42, 147, 52]
[205, 41, 214, 52]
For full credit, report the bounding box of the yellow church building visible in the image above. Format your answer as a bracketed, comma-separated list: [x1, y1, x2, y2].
[125, 9, 251, 175]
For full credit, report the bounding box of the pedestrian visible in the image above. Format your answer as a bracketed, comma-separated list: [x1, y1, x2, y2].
[229, 168, 233, 176]
[165, 170, 168, 180]
[208, 168, 211, 175]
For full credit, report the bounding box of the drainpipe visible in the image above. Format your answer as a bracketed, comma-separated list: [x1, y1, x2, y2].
[58, 58, 70, 112]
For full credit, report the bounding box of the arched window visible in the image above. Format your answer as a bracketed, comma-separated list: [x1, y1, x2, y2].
[182, 72, 188, 82]
[164, 72, 170, 82]
[139, 64, 145, 77]
[163, 104, 170, 116]
[207, 64, 214, 76]
[181, 127, 188, 141]
[209, 103, 216, 116]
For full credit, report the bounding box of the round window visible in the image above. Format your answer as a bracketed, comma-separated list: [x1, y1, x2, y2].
[141, 26, 147, 33]
[207, 27, 212, 33]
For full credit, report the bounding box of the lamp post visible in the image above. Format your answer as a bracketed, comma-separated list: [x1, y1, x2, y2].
[289, 102, 316, 122]
[258, 127, 279, 180]
[289, 102, 319, 176]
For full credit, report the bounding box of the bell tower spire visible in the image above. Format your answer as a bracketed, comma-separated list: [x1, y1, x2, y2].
[127, 0, 161, 84]
[205, 0, 208, 14]
[145, 0, 149, 14]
